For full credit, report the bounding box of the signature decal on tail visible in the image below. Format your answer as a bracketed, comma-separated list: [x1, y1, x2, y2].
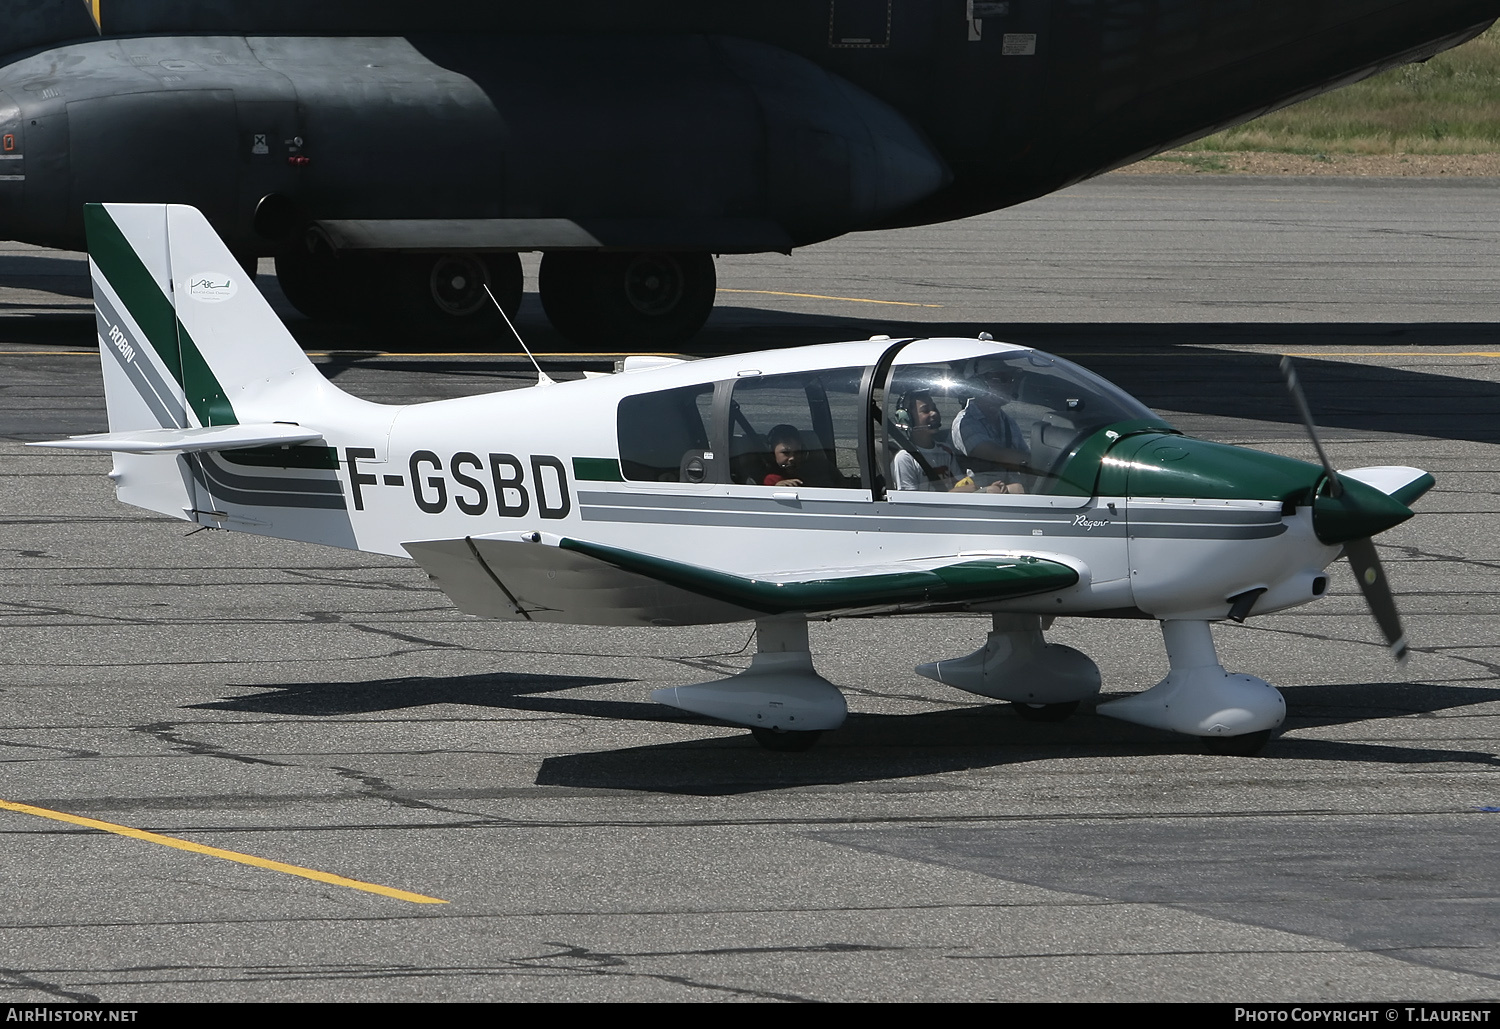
[187, 273, 238, 303]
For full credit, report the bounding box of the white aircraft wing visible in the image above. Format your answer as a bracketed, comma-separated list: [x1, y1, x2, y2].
[404, 534, 1081, 627]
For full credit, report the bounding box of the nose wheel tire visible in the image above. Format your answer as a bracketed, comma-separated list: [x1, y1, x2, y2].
[750, 728, 823, 753]
[539, 250, 715, 347]
[1201, 729, 1274, 756]
[1011, 701, 1080, 723]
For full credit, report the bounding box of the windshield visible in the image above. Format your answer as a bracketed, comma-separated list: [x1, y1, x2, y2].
[883, 349, 1163, 495]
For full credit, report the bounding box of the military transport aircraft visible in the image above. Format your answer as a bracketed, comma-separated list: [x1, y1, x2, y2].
[3, 1, 1499, 344]
[34, 203, 1433, 754]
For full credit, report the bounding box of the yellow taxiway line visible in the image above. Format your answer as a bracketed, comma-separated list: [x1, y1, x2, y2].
[716, 288, 944, 308]
[0, 797, 446, 905]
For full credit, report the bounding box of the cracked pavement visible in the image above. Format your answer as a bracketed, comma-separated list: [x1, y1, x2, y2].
[0, 178, 1496, 1001]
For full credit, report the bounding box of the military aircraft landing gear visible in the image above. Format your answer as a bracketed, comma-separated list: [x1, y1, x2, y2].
[650, 616, 846, 749]
[916, 613, 1102, 710]
[391, 252, 522, 336]
[539, 250, 716, 347]
[1096, 620, 1283, 754]
[275, 234, 522, 339]
[274, 233, 348, 321]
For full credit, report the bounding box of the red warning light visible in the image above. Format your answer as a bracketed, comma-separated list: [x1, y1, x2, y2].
[2, 135, 13, 152]
[287, 155, 310, 167]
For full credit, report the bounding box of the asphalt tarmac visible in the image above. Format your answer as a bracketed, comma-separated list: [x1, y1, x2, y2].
[0, 177, 1497, 1003]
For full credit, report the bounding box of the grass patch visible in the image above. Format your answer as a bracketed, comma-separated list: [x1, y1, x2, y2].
[1196, 22, 1500, 154]
[1152, 153, 1231, 171]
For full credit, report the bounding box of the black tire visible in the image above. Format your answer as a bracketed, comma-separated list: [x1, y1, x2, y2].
[391, 252, 522, 341]
[1011, 700, 1080, 723]
[1201, 729, 1274, 756]
[750, 728, 822, 753]
[274, 235, 346, 320]
[539, 250, 715, 347]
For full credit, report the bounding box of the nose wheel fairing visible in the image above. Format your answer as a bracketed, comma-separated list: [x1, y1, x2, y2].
[1096, 620, 1285, 740]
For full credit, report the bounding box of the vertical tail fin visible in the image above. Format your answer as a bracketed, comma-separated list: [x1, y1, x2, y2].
[36, 204, 369, 550]
[86, 202, 328, 432]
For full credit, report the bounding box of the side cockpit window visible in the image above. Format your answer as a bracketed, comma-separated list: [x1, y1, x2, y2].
[729, 368, 864, 489]
[617, 383, 714, 482]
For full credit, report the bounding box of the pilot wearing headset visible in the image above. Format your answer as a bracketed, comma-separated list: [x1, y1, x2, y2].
[889, 390, 972, 492]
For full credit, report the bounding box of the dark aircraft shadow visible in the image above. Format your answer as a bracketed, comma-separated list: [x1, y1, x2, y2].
[534, 683, 1500, 796]
[190, 671, 1499, 796]
[9, 297, 1498, 445]
[0, 254, 91, 300]
[285, 305, 1500, 447]
[191, 670, 648, 718]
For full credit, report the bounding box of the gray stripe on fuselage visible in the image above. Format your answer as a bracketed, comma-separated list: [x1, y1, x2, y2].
[577, 493, 1285, 540]
[578, 490, 1280, 525]
[578, 490, 1064, 520]
[93, 280, 188, 429]
[200, 451, 343, 495]
[578, 505, 1281, 539]
[1126, 508, 1283, 526]
[193, 453, 347, 510]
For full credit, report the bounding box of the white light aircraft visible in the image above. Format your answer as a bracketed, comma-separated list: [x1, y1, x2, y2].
[35, 204, 1433, 755]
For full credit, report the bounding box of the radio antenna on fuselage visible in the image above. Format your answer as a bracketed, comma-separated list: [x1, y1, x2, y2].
[484, 283, 555, 387]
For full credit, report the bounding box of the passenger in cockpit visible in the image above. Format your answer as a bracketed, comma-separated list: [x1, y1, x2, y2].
[761, 424, 807, 486]
[890, 391, 968, 492]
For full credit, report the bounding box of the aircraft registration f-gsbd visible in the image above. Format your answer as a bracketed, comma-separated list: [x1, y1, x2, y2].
[35, 204, 1433, 754]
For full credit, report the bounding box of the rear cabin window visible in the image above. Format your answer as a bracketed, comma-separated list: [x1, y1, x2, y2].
[729, 368, 864, 489]
[616, 383, 714, 482]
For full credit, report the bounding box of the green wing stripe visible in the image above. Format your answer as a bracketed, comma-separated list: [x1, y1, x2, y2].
[558, 538, 1078, 614]
[84, 204, 237, 427]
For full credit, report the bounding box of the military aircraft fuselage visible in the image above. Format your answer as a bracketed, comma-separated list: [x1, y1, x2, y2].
[2, 1, 1496, 344]
[5, 0, 1497, 252]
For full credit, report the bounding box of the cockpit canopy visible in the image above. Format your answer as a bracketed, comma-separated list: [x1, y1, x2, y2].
[615, 338, 1166, 497]
[884, 344, 1160, 493]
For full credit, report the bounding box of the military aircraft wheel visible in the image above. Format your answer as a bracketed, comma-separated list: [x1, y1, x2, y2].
[390, 253, 522, 340]
[1201, 729, 1274, 757]
[1011, 700, 1079, 723]
[274, 235, 347, 320]
[750, 728, 822, 752]
[539, 250, 715, 346]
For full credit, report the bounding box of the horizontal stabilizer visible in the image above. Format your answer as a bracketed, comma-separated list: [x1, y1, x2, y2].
[29, 423, 323, 454]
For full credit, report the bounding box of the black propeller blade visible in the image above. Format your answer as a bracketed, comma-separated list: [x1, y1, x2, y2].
[1279, 357, 1410, 664]
[1344, 536, 1410, 664]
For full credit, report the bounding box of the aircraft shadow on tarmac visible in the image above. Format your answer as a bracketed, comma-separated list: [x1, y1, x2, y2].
[0, 254, 92, 301]
[6, 293, 1498, 444]
[293, 309, 1500, 447]
[192, 673, 1500, 796]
